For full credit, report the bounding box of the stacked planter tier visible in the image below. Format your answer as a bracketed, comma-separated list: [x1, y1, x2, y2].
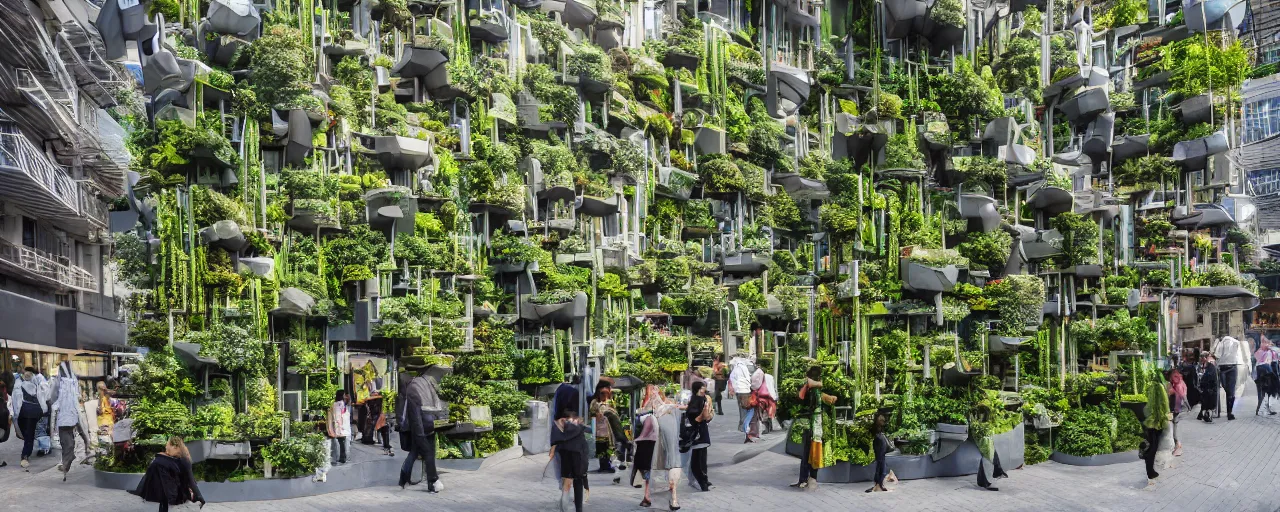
[782, 424, 1025, 483]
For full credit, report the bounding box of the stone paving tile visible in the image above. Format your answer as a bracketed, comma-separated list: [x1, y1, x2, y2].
[1, 384, 1278, 511]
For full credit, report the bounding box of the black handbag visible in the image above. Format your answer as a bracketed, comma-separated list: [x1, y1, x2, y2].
[678, 418, 696, 453]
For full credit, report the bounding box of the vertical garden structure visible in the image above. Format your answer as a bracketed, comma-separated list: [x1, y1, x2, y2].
[97, 0, 1264, 489]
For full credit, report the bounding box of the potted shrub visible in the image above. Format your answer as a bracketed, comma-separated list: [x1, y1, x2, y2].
[899, 247, 967, 293]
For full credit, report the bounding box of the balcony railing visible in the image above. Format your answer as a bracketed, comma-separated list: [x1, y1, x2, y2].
[79, 182, 108, 227]
[0, 132, 81, 213]
[0, 237, 97, 291]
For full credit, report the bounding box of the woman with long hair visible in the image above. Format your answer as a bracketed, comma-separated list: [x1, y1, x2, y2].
[131, 436, 205, 511]
[1168, 369, 1188, 456]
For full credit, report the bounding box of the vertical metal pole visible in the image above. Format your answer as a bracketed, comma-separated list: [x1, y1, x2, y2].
[807, 289, 816, 358]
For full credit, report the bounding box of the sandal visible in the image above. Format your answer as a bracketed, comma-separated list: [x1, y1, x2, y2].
[640, 498, 651, 508]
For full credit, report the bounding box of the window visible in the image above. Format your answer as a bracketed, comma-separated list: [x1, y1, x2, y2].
[21, 216, 35, 249]
[1211, 311, 1231, 338]
[1242, 96, 1280, 144]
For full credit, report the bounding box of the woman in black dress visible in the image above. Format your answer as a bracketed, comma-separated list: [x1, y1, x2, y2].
[131, 436, 204, 511]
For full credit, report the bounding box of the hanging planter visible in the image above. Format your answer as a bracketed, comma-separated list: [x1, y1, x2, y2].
[883, 0, 929, 39]
[1171, 131, 1229, 172]
[1057, 87, 1109, 125]
[1080, 112, 1114, 162]
[1110, 134, 1150, 165]
[562, 0, 599, 29]
[766, 63, 812, 117]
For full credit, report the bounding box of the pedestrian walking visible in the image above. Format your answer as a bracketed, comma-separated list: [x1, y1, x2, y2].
[589, 380, 630, 474]
[1211, 335, 1249, 420]
[49, 361, 84, 480]
[791, 366, 835, 490]
[551, 413, 590, 512]
[655, 398, 685, 510]
[727, 355, 757, 442]
[1168, 369, 1188, 456]
[94, 381, 116, 460]
[712, 354, 728, 416]
[631, 385, 662, 506]
[752, 366, 778, 434]
[10, 369, 47, 469]
[327, 389, 351, 466]
[1197, 353, 1219, 422]
[1254, 336, 1278, 416]
[683, 381, 712, 492]
[866, 412, 892, 493]
[130, 436, 205, 511]
[398, 373, 445, 493]
[1142, 378, 1171, 488]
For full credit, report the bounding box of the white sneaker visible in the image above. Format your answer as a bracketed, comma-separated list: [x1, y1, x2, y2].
[432, 480, 443, 492]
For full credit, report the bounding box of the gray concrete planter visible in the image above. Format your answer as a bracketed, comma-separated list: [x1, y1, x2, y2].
[364, 186, 418, 234]
[783, 424, 1024, 483]
[989, 335, 1030, 353]
[561, 0, 598, 29]
[958, 193, 1000, 233]
[694, 126, 726, 154]
[900, 260, 959, 293]
[1111, 134, 1150, 164]
[1027, 185, 1074, 216]
[1171, 131, 1228, 172]
[1058, 87, 1109, 125]
[576, 194, 619, 217]
[1080, 112, 1114, 161]
[723, 251, 771, 274]
[520, 291, 588, 328]
[884, 0, 928, 39]
[1177, 93, 1213, 124]
[766, 63, 812, 117]
[772, 172, 829, 201]
[1050, 449, 1138, 466]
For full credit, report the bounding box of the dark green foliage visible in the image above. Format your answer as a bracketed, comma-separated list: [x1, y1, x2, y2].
[1051, 212, 1100, 267]
[249, 25, 314, 114]
[957, 230, 1012, 271]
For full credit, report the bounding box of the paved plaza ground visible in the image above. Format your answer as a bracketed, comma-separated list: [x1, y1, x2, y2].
[2, 385, 1278, 512]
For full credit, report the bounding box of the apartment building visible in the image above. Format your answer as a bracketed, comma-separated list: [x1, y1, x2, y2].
[0, 0, 130, 376]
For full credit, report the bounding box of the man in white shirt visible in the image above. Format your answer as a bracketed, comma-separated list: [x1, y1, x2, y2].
[727, 355, 756, 441]
[1211, 336, 1249, 420]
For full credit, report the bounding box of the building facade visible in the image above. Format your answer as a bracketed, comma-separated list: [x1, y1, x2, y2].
[0, 0, 131, 377]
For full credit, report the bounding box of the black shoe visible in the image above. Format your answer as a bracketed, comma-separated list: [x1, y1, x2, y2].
[699, 485, 710, 492]
[1228, 414, 1236, 421]
[1204, 417, 1213, 423]
[983, 486, 999, 491]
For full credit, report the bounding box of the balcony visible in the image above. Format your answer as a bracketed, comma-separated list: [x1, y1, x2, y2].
[0, 237, 97, 292]
[0, 132, 107, 232]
